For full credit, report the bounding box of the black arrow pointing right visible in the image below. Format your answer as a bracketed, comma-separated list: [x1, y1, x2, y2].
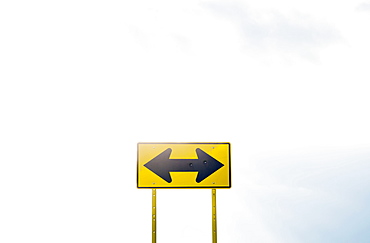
[144, 148, 224, 183]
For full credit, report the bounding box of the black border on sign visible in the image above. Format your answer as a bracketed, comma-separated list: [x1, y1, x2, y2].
[137, 142, 231, 189]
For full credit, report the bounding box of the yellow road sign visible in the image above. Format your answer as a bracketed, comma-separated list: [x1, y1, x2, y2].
[137, 143, 231, 188]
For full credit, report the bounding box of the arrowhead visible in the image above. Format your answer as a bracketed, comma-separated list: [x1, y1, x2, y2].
[195, 148, 224, 183]
[144, 148, 172, 183]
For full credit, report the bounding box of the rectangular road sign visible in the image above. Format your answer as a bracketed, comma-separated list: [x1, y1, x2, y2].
[137, 142, 231, 188]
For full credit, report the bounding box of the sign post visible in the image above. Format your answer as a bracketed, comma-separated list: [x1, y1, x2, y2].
[137, 142, 231, 242]
[152, 189, 156, 243]
[212, 189, 217, 243]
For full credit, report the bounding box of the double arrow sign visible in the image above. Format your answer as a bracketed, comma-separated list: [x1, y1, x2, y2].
[137, 143, 231, 188]
[144, 148, 224, 183]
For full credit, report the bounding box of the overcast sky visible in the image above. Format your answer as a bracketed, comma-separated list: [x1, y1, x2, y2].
[1, 0, 370, 242]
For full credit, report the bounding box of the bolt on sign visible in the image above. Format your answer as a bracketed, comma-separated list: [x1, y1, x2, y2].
[137, 143, 231, 188]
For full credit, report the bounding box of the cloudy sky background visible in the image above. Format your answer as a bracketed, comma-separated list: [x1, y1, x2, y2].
[1, 0, 370, 242]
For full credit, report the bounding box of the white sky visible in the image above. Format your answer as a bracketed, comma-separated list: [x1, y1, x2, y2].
[1, 0, 370, 242]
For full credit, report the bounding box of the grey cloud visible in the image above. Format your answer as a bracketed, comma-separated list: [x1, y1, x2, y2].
[203, 2, 341, 60]
[357, 2, 370, 11]
[247, 148, 370, 242]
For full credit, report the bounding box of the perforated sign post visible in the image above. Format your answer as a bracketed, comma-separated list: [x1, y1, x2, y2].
[137, 142, 231, 243]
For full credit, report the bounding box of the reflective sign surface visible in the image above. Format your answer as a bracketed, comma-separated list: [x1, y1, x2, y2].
[137, 143, 231, 188]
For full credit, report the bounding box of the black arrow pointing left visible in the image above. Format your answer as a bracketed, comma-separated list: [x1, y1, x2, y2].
[144, 148, 224, 183]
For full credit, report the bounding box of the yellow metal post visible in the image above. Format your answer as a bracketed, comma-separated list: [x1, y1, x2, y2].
[152, 189, 157, 243]
[212, 189, 217, 243]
